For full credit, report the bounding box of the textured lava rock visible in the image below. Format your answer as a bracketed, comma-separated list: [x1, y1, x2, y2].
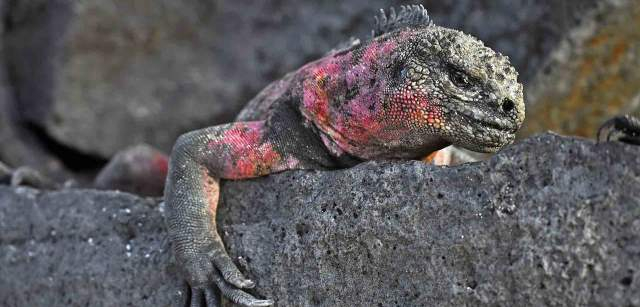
[1, 133, 639, 306]
[3, 0, 599, 160]
[0, 188, 179, 306]
[219, 133, 640, 306]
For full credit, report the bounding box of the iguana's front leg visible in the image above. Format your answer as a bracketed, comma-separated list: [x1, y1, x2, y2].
[165, 121, 303, 307]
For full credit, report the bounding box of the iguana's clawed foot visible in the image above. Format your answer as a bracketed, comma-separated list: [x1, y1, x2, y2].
[0, 162, 57, 189]
[597, 114, 640, 145]
[178, 239, 273, 307]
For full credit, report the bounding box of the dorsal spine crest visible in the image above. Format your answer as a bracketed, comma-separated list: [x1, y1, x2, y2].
[372, 5, 434, 38]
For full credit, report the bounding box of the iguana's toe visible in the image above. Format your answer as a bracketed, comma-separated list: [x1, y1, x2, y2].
[210, 265, 273, 306]
[210, 246, 255, 289]
[177, 236, 271, 307]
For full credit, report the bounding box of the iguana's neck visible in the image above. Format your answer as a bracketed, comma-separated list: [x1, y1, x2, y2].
[298, 36, 407, 159]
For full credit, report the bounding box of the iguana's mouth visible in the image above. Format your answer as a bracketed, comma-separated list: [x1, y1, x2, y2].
[455, 106, 519, 134]
[458, 127, 515, 153]
[463, 110, 517, 131]
[449, 107, 518, 153]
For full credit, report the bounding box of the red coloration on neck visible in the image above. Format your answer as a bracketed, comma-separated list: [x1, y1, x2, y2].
[300, 38, 405, 158]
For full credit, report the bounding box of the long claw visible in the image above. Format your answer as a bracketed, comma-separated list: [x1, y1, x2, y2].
[210, 241, 254, 289]
[211, 268, 273, 306]
[248, 299, 275, 306]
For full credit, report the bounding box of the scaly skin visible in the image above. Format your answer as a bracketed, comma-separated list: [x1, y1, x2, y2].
[165, 6, 525, 307]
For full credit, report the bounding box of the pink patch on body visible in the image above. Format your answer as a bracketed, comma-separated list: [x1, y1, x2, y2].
[208, 122, 285, 179]
[361, 42, 380, 66]
[336, 41, 397, 144]
[230, 142, 281, 178]
[320, 40, 400, 148]
[301, 54, 352, 126]
[362, 40, 397, 66]
[303, 38, 413, 156]
[339, 92, 384, 143]
[380, 40, 397, 54]
[319, 59, 342, 76]
[303, 77, 330, 126]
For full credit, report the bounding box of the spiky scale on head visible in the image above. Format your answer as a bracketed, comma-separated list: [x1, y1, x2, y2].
[372, 4, 434, 37]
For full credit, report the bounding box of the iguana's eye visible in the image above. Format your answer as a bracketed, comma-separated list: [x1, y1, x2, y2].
[392, 62, 408, 81]
[449, 68, 471, 88]
[399, 66, 408, 80]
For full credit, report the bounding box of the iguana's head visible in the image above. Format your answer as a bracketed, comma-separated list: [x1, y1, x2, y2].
[380, 25, 525, 153]
[370, 6, 525, 155]
[300, 5, 524, 158]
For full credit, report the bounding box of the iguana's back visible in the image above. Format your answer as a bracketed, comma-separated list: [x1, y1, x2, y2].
[235, 72, 296, 122]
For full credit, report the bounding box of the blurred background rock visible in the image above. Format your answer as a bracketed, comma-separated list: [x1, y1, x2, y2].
[521, 0, 640, 137]
[0, 0, 636, 183]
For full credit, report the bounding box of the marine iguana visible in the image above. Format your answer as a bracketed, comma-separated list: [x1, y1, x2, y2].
[164, 6, 526, 306]
[0, 4, 637, 306]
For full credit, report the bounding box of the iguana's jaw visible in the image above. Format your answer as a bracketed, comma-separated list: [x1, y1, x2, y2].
[447, 104, 520, 153]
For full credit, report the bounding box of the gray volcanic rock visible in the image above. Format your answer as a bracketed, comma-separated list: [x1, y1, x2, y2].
[1, 133, 639, 306]
[3, 0, 599, 160]
[0, 188, 181, 306]
[220, 133, 640, 306]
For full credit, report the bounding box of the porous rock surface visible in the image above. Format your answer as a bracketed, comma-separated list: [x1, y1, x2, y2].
[1, 133, 639, 306]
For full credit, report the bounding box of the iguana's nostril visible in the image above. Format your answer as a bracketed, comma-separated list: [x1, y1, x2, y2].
[501, 98, 515, 113]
